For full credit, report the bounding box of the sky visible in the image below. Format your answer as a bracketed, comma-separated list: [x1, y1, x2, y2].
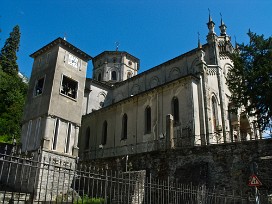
[1, 0, 271, 79]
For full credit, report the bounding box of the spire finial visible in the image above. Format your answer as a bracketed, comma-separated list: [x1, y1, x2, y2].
[207, 8, 215, 34]
[197, 32, 202, 48]
[115, 42, 119, 51]
[64, 33, 67, 41]
[220, 13, 223, 25]
[208, 8, 212, 22]
[219, 13, 227, 36]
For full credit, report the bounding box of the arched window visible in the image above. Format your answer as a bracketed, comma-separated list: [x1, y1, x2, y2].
[85, 127, 90, 149]
[127, 72, 132, 79]
[101, 121, 107, 145]
[212, 96, 219, 130]
[121, 114, 128, 140]
[172, 97, 179, 125]
[145, 106, 151, 134]
[111, 71, 117, 80]
[98, 73, 102, 81]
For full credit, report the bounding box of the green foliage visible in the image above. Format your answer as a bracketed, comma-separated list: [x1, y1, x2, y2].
[0, 71, 28, 143]
[74, 195, 105, 204]
[227, 31, 272, 131]
[0, 25, 27, 143]
[0, 25, 20, 75]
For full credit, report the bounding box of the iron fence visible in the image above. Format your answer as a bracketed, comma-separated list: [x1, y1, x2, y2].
[0, 146, 271, 203]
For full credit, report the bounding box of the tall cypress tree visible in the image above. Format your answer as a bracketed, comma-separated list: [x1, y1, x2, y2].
[0, 25, 20, 75]
[0, 25, 27, 143]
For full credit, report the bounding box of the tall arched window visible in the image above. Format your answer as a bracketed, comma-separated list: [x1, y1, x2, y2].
[98, 73, 102, 81]
[172, 97, 179, 124]
[121, 114, 128, 140]
[111, 71, 117, 80]
[212, 96, 219, 130]
[85, 127, 90, 149]
[145, 106, 151, 134]
[101, 121, 107, 145]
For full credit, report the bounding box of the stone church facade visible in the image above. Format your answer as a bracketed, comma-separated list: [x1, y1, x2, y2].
[20, 16, 260, 178]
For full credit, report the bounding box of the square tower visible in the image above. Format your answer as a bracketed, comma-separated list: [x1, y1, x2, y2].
[21, 37, 92, 156]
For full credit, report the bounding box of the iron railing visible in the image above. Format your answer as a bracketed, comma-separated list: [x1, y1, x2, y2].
[0, 146, 271, 203]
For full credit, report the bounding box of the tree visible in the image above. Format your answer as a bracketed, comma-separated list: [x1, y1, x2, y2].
[0, 25, 27, 143]
[0, 25, 20, 75]
[227, 31, 272, 132]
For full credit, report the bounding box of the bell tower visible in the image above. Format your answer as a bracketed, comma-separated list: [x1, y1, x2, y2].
[21, 37, 92, 156]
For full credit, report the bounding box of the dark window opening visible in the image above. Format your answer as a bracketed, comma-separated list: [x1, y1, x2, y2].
[85, 127, 90, 150]
[60, 75, 78, 99]
[34, 77, 45, 96]
[172, 97, 180, 125]
[112, 71, 117, 80]
[121, 114, 128, 140]
[145, 106, 151, 134]
[101, 121, 107, 145]
[98, 73, 102, 81]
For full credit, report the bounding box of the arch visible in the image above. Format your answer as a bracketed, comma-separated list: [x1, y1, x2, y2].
[169, 67, 180, 80]
[131, 84, 141, 95]
[101, 121, 107, 145]
[171, 97, 180, 125]
[85, 127, 90, 149]
[145, 106, 151, 134]
[111, 71, 117, 80]
[98, 92, 106, 107]
[121, 114, 128, 140]
[149, 76, 159, 89]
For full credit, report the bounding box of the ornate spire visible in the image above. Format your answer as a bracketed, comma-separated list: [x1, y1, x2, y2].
[219, 13, 227, 36]
[207, 9, 215, 34]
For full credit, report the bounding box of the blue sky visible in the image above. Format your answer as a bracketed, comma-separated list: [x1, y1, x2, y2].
[1, 0, 271, 78]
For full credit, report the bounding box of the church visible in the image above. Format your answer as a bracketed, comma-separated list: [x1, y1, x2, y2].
[20, 15, 260, 166]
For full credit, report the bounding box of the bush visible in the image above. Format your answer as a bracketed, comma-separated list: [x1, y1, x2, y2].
[73, 195, 105, 204]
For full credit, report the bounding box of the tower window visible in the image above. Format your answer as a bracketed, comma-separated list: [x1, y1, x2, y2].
[121, 114, 128, 140]
[172, 97, 180, 125]
[85, 127, 90, 150]
[60, 75, 78, 99]
[34, 77, 45, 96]
[145, 106, 151, 134]
[111, 71, 117, 80]
[101, 121, 107, 145]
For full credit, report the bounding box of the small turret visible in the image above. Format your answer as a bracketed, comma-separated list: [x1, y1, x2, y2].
[207, 11, 215, 34]
[219, 14, 227, 36]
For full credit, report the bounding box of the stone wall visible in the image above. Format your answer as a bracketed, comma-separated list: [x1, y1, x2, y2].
[86, 139, 272, 193]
